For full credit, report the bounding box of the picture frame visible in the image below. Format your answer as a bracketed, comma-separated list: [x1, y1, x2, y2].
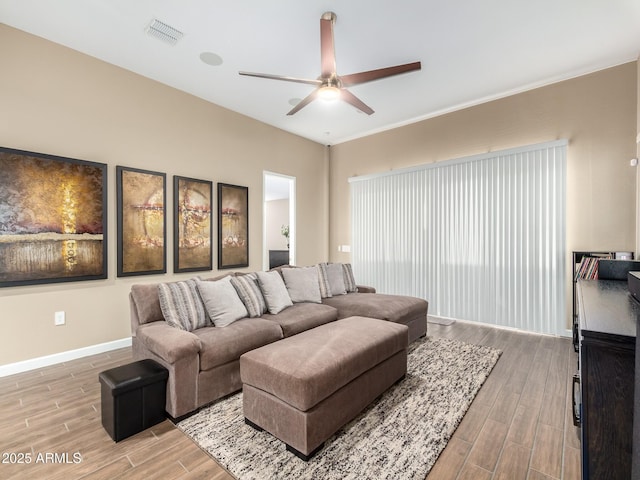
[0, 146, 107, 287]
[116, 166, 166, 277]
[217, 183, 249, 269]
[174, 176, 213, 273]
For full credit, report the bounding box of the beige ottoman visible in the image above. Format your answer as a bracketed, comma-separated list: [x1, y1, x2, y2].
[240, 316, 408, 460]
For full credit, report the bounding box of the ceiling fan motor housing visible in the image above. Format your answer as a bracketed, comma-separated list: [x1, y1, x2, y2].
[321, 11, 337, 23]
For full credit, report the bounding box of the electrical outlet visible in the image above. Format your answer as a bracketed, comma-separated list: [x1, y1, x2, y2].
[54, 311, 65, 326]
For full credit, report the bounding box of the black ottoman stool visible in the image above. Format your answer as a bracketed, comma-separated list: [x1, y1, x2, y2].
[99, 359, 168, 442]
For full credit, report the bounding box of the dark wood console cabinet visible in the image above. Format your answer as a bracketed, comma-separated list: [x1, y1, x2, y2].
[268, 250, 289, 269]
[576, 280, 638, 479]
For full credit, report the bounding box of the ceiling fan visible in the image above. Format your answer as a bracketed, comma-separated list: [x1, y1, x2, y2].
[239, 11, 421, 116]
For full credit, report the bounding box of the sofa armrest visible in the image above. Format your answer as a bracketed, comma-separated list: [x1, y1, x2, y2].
[356, 285, 376, 293]
[135, 321, 202, 364]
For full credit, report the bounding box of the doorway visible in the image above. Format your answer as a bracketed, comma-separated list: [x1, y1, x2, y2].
[263, 172, 295, 271]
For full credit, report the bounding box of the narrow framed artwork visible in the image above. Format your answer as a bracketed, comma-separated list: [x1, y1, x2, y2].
[0, 146, 107, 287]
[217, 183, 249, 269]
[174, 176, 213, 273]
[116, 166, 166, 277]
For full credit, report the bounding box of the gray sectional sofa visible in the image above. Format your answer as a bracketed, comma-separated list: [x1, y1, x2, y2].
[129, 264, 428, 419]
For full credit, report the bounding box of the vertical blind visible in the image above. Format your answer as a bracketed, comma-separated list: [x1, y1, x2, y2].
[349, 140, 566, 335]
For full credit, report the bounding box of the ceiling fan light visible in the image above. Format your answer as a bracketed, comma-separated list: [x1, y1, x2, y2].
[318, 86, 341, 102]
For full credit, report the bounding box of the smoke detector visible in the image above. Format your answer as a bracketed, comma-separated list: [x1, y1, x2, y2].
[146, 19, 183, 45]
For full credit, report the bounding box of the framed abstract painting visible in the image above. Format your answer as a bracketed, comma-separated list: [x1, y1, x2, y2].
[0, 146, 107, 287]
[217, 183, 248, 269]
[174, 176, 213, 273]
[116, 166, 166, 277]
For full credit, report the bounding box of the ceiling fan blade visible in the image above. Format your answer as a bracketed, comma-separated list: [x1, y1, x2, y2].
[340, 88, 374, 115]
[239, 71, 321, 86]
[320, 12, 337, 78]
[340, 61, 421, 87]
[287, 89, 319, 115]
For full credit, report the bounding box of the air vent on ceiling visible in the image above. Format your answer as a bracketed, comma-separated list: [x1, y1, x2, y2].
[146, 19, 183, 45]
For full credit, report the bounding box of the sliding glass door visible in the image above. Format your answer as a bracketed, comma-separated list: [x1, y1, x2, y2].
[350, 140, 566, 335]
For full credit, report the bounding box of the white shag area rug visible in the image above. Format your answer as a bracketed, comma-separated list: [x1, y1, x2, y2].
[177, 336, 501, 480]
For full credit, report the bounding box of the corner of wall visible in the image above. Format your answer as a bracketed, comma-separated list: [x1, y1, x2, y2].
[324, 145, 332, 261]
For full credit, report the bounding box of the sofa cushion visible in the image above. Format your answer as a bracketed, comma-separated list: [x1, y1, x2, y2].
[256, 271, 293, 314]
[231, 274, 267, 317]
[158, 278, 208, 331]
[322, 292, 428, 324]
[193, 318, 283, 371]
[131, 284, 164, 325]
[282, 266, 322, 304]
[196, 277, 248, 327]
[260, 303, 338, 337]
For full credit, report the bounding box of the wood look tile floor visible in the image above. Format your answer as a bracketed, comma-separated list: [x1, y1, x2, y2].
[0, 321, 579, 479]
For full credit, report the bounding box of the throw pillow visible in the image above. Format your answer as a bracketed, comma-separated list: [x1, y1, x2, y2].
[131, 284, 164, 325]
[342, 263, 357, 292]
[316, 263, 333, 298]
[282, 266, 322, 304]
[256, 270, 293, 314]
[326, 262, 347, 296]
[158, 278, 208, 331]
[196, 277, 248, 327]
[230, 274, 267, 318]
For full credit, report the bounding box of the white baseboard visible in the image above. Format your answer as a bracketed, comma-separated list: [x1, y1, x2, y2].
[0, 337, 132, 378]
[429, 315, 572, 338]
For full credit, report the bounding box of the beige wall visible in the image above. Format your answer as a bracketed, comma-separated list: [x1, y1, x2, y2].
[330, 62, 638, 328]
[0, 25, 328, 365]
[265, 199, 290, 250]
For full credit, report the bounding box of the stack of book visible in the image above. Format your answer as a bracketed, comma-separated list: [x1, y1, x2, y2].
[575, 255, 612, 280]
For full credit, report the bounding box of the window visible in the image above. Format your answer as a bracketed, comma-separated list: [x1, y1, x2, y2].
[350, 140, 566, 335]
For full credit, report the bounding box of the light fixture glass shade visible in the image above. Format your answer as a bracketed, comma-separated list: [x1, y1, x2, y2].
[318, 86, 341, 101]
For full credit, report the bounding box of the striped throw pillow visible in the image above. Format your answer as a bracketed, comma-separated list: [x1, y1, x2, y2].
[158, 278, 208, 331]
[316, 263, 333, 298]
[230, 274, 268, 318]
[342, 263, 357, 292]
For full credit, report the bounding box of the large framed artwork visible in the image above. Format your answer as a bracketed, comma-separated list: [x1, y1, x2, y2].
[174, 176, 213, 273]
[0, 146, 107, 287]
[116, 166, 166, 277]
[217, 183, 248, 269]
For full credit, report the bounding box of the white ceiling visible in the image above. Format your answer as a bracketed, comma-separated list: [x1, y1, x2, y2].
[2, 0, 640, 145]
[264, 174, 291, 202]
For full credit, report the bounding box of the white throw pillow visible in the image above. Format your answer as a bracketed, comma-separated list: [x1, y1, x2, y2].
[196, 277, 248, 327]
[282, 266, 322, 304]
[326, 263, 347, 296]
[256, 270, 293, 314]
